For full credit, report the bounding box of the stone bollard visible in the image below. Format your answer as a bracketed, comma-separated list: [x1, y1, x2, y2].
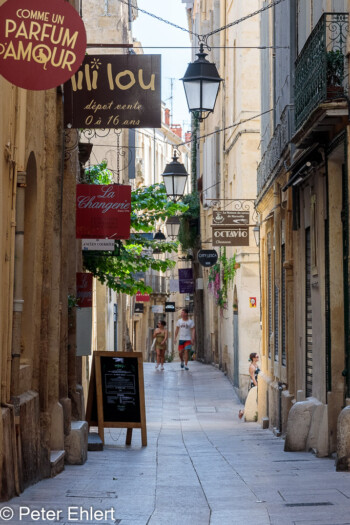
[336, 406, 350, 471]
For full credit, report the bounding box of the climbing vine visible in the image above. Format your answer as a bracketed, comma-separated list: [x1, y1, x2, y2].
[208, 248, 237, 311]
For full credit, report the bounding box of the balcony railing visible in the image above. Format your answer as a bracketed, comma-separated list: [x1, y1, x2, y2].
[295, 13, 349, 131]
[144, 273, 167, 294]
[257, 105, 294, 195]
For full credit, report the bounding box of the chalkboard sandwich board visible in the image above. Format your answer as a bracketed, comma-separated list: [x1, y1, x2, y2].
[86, 352, 147, 446]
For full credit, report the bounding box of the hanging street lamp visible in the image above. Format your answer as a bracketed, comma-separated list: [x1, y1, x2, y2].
[161, 151, 189, 202]
[153, 229, 166, 256]
[181, 43, 223, 122]
[165, 216, 181, 240]
[153, 229, 166, 241]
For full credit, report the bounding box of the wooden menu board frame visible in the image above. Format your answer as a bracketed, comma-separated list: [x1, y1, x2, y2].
[86, 351, 147, 446]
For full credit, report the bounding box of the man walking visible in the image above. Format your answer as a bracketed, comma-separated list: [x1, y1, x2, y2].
[174, 308, 195, 370]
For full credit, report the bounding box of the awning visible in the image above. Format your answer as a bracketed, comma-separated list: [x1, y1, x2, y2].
[282, 145, 324, 191]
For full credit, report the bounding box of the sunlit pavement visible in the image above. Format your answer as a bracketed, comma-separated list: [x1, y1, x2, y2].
[3, 361, 350, 525]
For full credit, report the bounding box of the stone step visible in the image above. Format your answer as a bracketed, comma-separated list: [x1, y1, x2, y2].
[88, 432, 103, 451]
[50, 450, 65, 477]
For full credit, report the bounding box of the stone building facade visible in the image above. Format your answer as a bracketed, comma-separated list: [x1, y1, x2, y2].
[0, 0, 88, 501]
[185, 0, 261, 398]
[257, 0, 350, 467]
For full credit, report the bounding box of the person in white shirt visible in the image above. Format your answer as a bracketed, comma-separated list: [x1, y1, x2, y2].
[174, 308, 195, 370]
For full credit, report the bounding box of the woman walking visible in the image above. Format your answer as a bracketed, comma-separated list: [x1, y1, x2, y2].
[153, 320, 168, 371]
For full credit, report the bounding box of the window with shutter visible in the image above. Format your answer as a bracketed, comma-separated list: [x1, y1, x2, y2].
[267, 232, 272, 359]
[305, 227, 313, 397]
[281, 243, 287, 367]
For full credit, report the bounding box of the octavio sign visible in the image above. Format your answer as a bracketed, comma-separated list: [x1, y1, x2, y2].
[76, 184, 131, 240]
[212, 226, 249, 247]
[0, 0, 86, 90]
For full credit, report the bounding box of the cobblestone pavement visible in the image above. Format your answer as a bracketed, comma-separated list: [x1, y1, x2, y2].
[2, 361, 350, 525]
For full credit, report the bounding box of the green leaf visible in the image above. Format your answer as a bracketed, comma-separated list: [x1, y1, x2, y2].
[82, 173, 185, 295]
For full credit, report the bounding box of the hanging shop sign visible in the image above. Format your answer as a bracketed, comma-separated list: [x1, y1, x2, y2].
[212, 226, 249, 247]
[198, 249, 218, 267]
[76, 184, 131, 239]
[64, 54, 161, 129]
[76, 272, 93, 308]
[135, 292, 150, 302]
[131, 271, 146, 280]
[134, 303, 144, 314]
[169, 279, 179, 293]
[151, 305, 164, 314]
[213, 210, 250, 225]
[0, 0, 86, 90]
[178, 268, 194, 294]
[165, 302, 176, 313]
[82, 239, 115, 251]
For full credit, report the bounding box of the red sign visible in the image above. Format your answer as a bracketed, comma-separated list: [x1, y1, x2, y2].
[76, 273, 92, 308]
[135, 293, 150, 302]
[76, 184, 131, 239]
[0, 0, 87, 90]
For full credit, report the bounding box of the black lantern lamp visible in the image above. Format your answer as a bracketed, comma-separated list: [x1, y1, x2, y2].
[181, 43, 223, 122]
[153, 229, 166, 256]
[161, 151, 189, 202]
[153, 229, 166, 241]
[165, 216, 181, 240]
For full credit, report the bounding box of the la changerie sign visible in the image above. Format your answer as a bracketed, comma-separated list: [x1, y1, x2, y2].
[76, 184, 131, 240]
[64, 54, 161, 129]
[0, 0, 86, 90]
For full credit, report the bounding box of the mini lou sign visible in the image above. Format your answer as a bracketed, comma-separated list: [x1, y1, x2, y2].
[76, 184, 131, 240]
[64, 54, 161, 128]
[0, 0, 87, 90]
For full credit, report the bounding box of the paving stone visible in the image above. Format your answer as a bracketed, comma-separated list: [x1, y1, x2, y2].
[3, 362, 350, 525]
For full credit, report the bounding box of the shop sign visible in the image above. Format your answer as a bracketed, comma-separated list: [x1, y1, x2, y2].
[131, 271, 146, 280]
[198, 249, 218, 267]
[135, 292, 150, 302]
[178, 268, 194, 294]
[165, 302, 175, 313]
[212, 226, 249, 247]
[169, 279, 179, 293]
[152, 305, 164, 314]
[76, 272, 92, 308]
[0, 0, 86, 90]
[82, 239, 115, 251]
[134, 303, 144, 314]
[64, 54, 161, 128]
[76, 184, 131, 239]
[213, 210, 249, 225]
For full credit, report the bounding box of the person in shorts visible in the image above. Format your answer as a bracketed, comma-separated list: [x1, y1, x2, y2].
[174, 308, 195, 370]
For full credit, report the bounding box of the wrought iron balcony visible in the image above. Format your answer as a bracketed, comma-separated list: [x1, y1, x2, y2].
[257, 105, 294, 196]
[295, 13, 349, 131]
[144, 273, 167, 294]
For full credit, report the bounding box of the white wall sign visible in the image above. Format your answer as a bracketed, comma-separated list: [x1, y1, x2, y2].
[82, 239, 115, 251]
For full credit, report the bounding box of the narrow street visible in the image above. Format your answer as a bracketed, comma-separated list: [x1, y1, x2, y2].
[3, 362, 350, 525]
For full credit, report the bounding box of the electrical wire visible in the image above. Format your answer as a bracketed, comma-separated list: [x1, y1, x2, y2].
[177, 108, 274, 148]
[132, 46, 289, 50]
[119, 0, 287, 43]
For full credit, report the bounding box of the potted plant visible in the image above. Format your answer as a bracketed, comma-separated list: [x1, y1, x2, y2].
[326, 49, 345, 97]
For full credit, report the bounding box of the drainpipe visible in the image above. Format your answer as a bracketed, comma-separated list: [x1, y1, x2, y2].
[11, 171, 26, 401]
